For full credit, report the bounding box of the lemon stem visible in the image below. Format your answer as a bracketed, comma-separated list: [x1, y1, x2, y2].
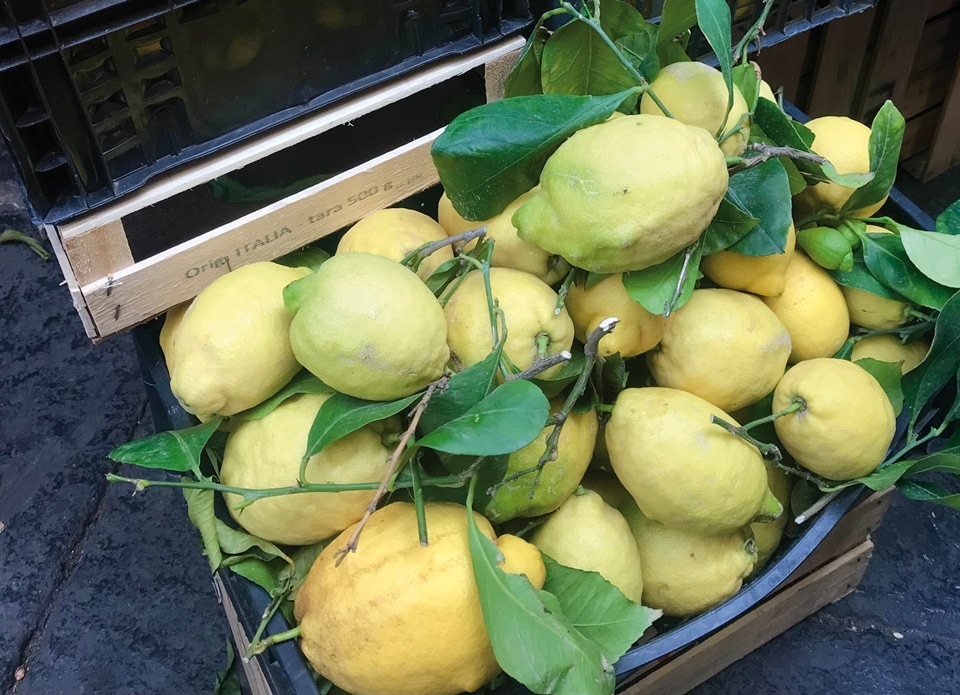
[710, 397, 807, 462]
[732, 0, 777, 64]
[401, 226, 487, 271]
[246, 592, 287, 658]
[745, 398, 806, 432]
[248, 626, 301, 656]
[665, 239, 702, 317]
[794, 490, 840, 525]
[535, 333, 551, 357]
[730, 143, 828, 174]
[410, 456, 429, 547]
[506, 351, 572, 382]
[555, 267, 577, 315]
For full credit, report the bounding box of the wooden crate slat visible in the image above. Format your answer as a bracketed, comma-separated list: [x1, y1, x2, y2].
[215, 575, 273, 695]
[78, 131, 443, 340]
[44, 223, 97, 338]
[919, 57, 960, 179]
[912, 8, 960, 75]
[755, 31, 812, 106]
[60, 220, 135, 287]
[806, 9, 876, 118]
[901, 57, 957, 119]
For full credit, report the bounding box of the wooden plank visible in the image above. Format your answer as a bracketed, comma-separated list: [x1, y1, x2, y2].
[755, 31, 812, 107]
[485, 46, 522, 103]
[929, 0, 960, 19]
[57, 36, 525, 240]
[44, 223, 98, 339]
[618, 540, 874, 695]
[912, 10, 960, 74]
[80, 131, 442, 340]
[858, 0, 932, 120]
[920, 55, 960, 179]
[902, 107, 943, 160]
[61, 220, 135, 286]
[214, 575, 273, 695]
[901, 57, 956, 119]
[806, 9, 876, 118]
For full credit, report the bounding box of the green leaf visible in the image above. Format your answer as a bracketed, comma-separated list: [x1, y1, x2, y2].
[615, 29, 660, 84]
[622, 242, 702, 316]
[701, 196, 760, 255]
[504, 26, 549, 98]
[432, 90, 637, 221]
[828, 254, 909, 302]
[227, 557, 283, 596]
[841, 101, 905, 215]
[859, 232, 954, 310]
[898, 226, 960, 288]
[184, 487, 222, 572]
[417, 380, 550, 456]
[425, 255, 467, 296]
[733, 63, 759, 113]
[466, 502, 615, 694]
[275, 247, 330, 272]
[215, 520, 293, 568]
[782, 155, 807, 196]
[901, 291, 960, 424]
[541, 21, 639, 101]
[109, 418, 222, 475]
[584, 271, 608, 290]
[0, 229, 50, 261]
[542, 556, 659, 661]
[278, 541, 327, 594]
[303, 391, 421, 461]
[936, 199, 960, 234]
[657, 0, 696, 51]
[420, 344, 504, 434]
[854, 358, 904, 415]
[898, 479, 960, 510]
[853, 451, 960, 493]
[695, 0, 734, 135]
[235, 371, 333, 421]
[724, 158, 792, 256]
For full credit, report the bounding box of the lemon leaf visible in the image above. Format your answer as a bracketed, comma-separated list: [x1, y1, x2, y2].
[234, 371, 333, 422]
[828, 253, 909, 302]
[504, 25, 549, 98]
[303, 391, 422, 461]
[898, 226, 960, 288]
[724, 157, 792, 257]
[184, 486, 222, 572]
[214, 520, 293, 569]
[695, 0, 734, 131]
[420, 342, 504, 435]
[109, 417, 222, 475]
[841, 101, 904, 215]
[656, 0, 696, 52]
[541, 20, 639, 100]
[701, 196, 759, 255]
[854, 358, 904, 416]
[936, 199, 960, 235]
[902, 290, 960, 427]
[859, 232, 954, 310]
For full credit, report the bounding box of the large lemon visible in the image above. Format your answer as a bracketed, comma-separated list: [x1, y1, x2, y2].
[294, 502, 544, 695]
[483, 400, 598, 522]
[219, 393, 397, 545]
[763, 252, 850, 362]
[606, 387, 778, 535]
[647, 288, 792, 412]
[773, 358, 895, 480]
[852, 334, 929, 374]
[793, 116, 886, 218]
[161, 261, 309, 420]
[531, 489, 644, 603]
[437, 190, 570, 285]
[443, 267, 574, 379]
[640, 61, 751, 156]
[700, 224, 797, 297]
[288, 253, 450, 401]
[750, 462, 793, 574]
[564, 273, 665, 357]
[512, 115, 728, 274]
[336, 208, 453, 281]
[622, 501, 756, 616]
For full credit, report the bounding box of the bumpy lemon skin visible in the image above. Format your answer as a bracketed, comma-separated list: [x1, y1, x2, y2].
[700, 224, 797, 298]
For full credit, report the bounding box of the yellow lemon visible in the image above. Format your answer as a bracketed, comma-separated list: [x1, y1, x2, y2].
[336, 208, 453, 281]
[842, 225, 910, 329]
[531, 489, 644, 603]
[773, 358, 896, 480]
[763, 252, 850, 362]
[640, 61, 751, 156]
[750, 462, 793, 573]
[606, 387, 779, 535]
[294, 502, 545, 695]
[852, 334, 929, 374]
[513, 114, 728, 274]
[700, 224, 797, 297]
[647, 288, 792, 412]
[219, 392, 398, 545]
[564, 273, 665, 357]
[161, 262, 309, 420]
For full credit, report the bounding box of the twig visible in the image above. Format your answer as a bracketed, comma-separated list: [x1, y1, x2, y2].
[333, 377, 447, 566]
[245, 592, 285, 658]
[711, 415, 784, 462]
[401, 226, 487, 271]
[555, 267, 577, 315]
[664, 240, 701, 317]
[505, 351, 572, 382]
[794, 490, 840, 525]
[247, 626, 301, 657]
[731, 143, 828, 173]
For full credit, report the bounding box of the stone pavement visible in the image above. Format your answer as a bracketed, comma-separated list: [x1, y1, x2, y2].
[2, 140, 960, 694]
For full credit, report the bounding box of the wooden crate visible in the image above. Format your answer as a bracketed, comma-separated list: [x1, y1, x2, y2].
[44, 35, 525, 343]
[217, 491, 891, 695]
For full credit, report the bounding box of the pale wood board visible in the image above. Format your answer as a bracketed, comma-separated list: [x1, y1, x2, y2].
[43, 223, 97, 338]
[215, 574, 272, 695]
[617, 540, 874, 695]
[79, 131, 442, 340]
[61, 219, 135, 287]
[58, 36, 524, 240]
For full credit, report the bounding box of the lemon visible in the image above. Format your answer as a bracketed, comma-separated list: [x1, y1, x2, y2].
[294, 502, 544, 695]
[288, 253, 449, 401]
[564, 273, 665, 357]
[484, 400, 598, 522]
[763, 252, 850, 362]
[640, 61, 751, 156]
[622, 500, 756, 616]
[841, 227, 910, 329]
[773, 358, 896, 480]
[219, 393, 397, 545]
[852, 334, 929, 374]
[531, 489, 644, 603]
[443, 267, 574, 379]
[606, 387, 779, 535]
[700, 224, 797, 297]
[336, 208, 453, 281]
[160, 262, 309, 420]
[793, 116, 886, 218]
[758, 78, 777, 105]
[437, 190, 570, 285]
[513, 114, 728, 274]
[647, 288, 792, 412]
[750, 462, 793, 573]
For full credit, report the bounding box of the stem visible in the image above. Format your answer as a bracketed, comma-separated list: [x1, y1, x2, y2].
[555, 267, 577, 316]
[794, 490, 840, 525]
[770, 458, 832, 487]
[717, 112, 751, 147]
[410, 455, 428, 547]
[664, 240, 700, 317]
[247, 626, 301, 656]
[732, 143, 828, 174]
[883, 426, 945, 467]
[595, 403, 615, 413]
[333, 378, 446, 566]
[711, 415, 784, 462]
[733, 0, 777, 62]
[535, 333, 551, 357]
[401, 226, 487, 271]
[742, 399, 806, 432]
[505, 351, 572, 381]
[460, 252, 500, 350]
[245, 592, 285, 658]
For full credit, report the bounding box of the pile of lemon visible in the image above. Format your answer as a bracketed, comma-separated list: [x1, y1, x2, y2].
[157, 58, 915, 695]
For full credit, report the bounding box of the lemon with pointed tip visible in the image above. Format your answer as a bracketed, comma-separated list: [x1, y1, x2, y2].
[639, 61, 751, 156]
[294, 501, 545, 695]
[773, 358, 896, 480]
[852, 334, 929, 374]
[701, 224, 797, 297]
[750, 462, 793, 574]
[161, 261, 309, 420]
[564, 273, 665, 357]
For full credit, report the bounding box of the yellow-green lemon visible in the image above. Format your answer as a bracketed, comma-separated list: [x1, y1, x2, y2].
[700, 224, 797, 297]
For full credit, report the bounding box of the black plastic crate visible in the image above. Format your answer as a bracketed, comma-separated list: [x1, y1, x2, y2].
[0, 0, 530, 224]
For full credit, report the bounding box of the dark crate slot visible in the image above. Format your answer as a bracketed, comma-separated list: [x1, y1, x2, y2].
[0, 0, 530, 225]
